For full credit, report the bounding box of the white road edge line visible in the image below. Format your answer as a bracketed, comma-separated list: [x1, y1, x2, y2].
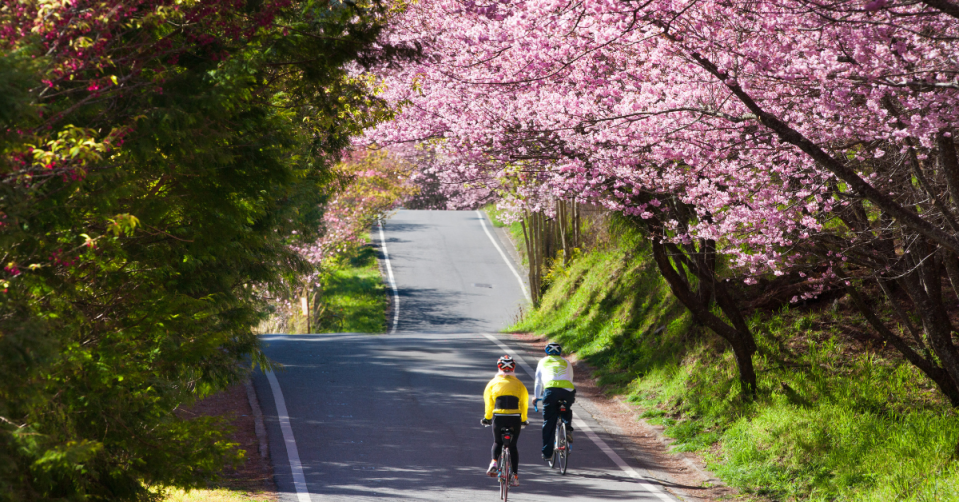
[266, 371, 312, 502]
[475, 210, 531, 302]
[378, 219, 400, 334]
[481, 333, 675, 502]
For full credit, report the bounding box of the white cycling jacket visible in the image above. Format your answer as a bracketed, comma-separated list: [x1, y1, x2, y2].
[532, 355, 575, 401]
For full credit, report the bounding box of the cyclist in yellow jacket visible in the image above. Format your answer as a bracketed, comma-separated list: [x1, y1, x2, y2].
[481, 355, 529, 486]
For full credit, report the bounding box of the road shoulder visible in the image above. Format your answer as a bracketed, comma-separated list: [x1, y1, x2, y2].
[506, 332, 743, 502]
[169, 382, 279, 502]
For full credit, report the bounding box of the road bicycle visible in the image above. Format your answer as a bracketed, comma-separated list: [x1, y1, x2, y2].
[486, 425, 517, 501]
[547, 399, 571, 475]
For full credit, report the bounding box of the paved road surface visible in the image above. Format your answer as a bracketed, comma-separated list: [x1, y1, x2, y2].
[253, 210, 679, 501]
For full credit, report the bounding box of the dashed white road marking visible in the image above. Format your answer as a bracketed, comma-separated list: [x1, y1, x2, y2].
[266, 371, 313, 502]
[378, 219, 400, 335]
[475, 210, 531, 302]
[481, 333, 676, 502]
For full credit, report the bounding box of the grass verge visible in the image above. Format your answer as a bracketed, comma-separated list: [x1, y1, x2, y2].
[313, 237, 387, 333]
[512, 218, 959, 501]
[162, 488, 274, 502]
[485, 204, 527, 255]
[161, 385, 277, 502]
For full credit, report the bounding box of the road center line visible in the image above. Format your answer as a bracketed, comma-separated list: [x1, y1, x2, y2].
[481, 333, 676, 502]
[377, 219, 400, 334]
[265, 371, 312, 502]
[475, 210, 531, 302]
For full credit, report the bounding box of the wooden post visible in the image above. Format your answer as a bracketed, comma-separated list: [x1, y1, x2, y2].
[301, 285, 311, 334]
[536, 212, 544, 295]
[572, 201, 580, 250]
[533, 212, 542, 302]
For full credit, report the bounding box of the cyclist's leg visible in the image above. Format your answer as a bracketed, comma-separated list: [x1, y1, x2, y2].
[541, 389, 560, 457]
[504, 416, 521, 474]
[493, 416, 523, 472]
[562, 389, 575, 430]
[491, 418, 505, 462]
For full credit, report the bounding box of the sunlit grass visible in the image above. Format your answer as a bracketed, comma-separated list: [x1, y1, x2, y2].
[484, 204, 527, 261]
[314, 238, 387, 333]
[161, 487, 274, 502]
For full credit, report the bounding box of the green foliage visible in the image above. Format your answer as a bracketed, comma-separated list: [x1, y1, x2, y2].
[0, 1, 403, 499]
[512, 220, 959, 501]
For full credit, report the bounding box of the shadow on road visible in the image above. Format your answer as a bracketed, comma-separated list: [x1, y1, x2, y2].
[258, 334, 681, 501]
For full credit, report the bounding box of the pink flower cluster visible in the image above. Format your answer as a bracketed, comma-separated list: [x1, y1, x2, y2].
[364, 0, 959, 287]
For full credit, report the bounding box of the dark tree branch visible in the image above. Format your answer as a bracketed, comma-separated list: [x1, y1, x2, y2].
[846, 284, 959, 406]
[920, 0, 959, 21]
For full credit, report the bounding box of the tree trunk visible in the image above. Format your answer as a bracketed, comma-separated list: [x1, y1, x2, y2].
[938, 132, 959, 208]
[847, 284, 959, 407]
[651, 239, 758, 397]
[898, 252, 959, 401]
[572, 201, 580, 250]
[559, 201, 568, 265]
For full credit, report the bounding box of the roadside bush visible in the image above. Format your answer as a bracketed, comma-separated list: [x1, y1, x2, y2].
[0, 1, 402, 499]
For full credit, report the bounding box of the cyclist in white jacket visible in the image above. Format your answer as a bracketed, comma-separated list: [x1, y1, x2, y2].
[531, 342, 575, 460]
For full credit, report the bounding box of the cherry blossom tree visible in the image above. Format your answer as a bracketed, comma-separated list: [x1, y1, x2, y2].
[262, 148, 415, 332]
[365, 0, 959, 401]
[297, 148, 415, 271]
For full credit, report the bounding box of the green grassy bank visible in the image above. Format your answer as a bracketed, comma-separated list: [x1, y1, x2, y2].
[510, 219, 959, 501]
[162, 488, 273, 502]
[263, 235, 387, 334]
[313, 240, 388, 333]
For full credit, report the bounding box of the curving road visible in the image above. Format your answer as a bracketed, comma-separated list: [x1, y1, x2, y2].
[253, 210, 680, 501]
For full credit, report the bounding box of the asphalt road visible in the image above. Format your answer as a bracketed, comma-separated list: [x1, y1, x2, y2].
[253, 210, 679, 501]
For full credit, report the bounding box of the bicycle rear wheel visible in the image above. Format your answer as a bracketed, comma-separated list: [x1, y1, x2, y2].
[558, 423, 568, 475]
[548, 420, 559, 469]
[500, 447, 511, 501]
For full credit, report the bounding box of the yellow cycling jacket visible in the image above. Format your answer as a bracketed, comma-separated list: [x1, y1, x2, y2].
[483, 374, 529, 422]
